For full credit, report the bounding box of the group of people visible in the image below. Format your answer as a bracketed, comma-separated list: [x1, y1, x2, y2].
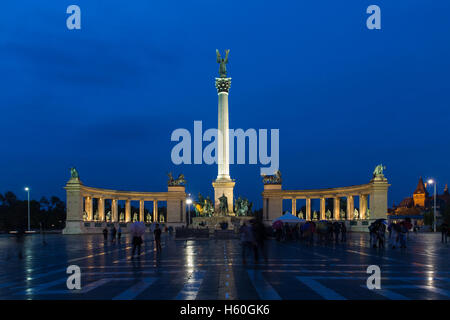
[369, 219, 412, 249]
[131, 223, 162, 259]
[102, 225, 122, 242]
[239, 219, 267, 264]
[274, 221, 347, 244]
[101, 223, 163, 258]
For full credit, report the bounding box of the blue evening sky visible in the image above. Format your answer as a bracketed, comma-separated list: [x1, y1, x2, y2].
[1, 0, 449, 209]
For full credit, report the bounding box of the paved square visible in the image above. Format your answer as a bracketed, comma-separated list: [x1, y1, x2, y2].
[1, 233, 449, 300]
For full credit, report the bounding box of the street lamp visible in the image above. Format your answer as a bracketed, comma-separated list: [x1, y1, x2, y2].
[186, 195, 193, 226]
[24, 187, 30, 231]
[427, 179, 437, 232]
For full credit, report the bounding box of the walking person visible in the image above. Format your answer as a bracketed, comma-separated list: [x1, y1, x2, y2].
[440, 222, 448, 243]
[130, 222, 145, 259]
[102, 227, 108, 241]
[398, 221, 408, 248]
[16, 226, 26, 260]
[117, 225, 122, 242]
[377, 221, 386, 248]
[111, 225, 117, 243]
[333, 222, 340, 243]
[340, 222, 347, 242]
[390, 222, 399, 249]
[252, 219, 268, 263]
[240, 222, 255, 265]
[154, 223, 162, 252]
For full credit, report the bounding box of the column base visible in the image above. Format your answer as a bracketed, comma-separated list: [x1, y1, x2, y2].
[212, 179, 235, 213]
[62, 220, 84, 234]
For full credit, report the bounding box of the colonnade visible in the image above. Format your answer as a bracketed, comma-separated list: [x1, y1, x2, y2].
[262, 177, 389, 224]
[63, 176, 187, 234]
[83, 196, 161, 223]
[288, 193, 368, 220]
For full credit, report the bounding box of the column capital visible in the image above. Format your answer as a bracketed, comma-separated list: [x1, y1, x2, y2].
[215, 77, 231, 93]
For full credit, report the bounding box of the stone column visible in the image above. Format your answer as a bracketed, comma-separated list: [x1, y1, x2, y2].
[98, 197, 105, 221]
[346, 195, 354, 220]
[306, 198, 311, 220]
[359, 194, 368, 219]
[320, 197, 326, 220]
[85, 196, 93, 221]
[153, 200, 158, 222]
[213, 76, 235, 213]
[112, 199, 118, 222]
[215, 77, 231, 181]
[139, 200, 145, 222]
[292, 198, 297, 216]
[125, 199, 131, 222]
[63, 177, 84, 234]
[334, 197, 340, 220]
[370, 178, 389, 219]
[262, 184, 282, 224]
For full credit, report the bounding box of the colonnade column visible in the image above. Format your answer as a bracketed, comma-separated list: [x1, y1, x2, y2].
[86, 196, 93, 220]
[98, 197, 105, 221]
[112, 199, 118, 222]
[153, 200, 158, 222]
[292, 198, 296, 216]
[346, 195, 354, 220]
[334, 197, 340, 220]
[139, 200, 145, 222]
[359, 194, 368, 219]
[125, 199, 131, 222]
[320, 197, 326, 220]
[306, 198, 311, 220]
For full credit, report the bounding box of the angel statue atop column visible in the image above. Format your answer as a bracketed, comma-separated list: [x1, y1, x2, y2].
[216, 49, 230, 78]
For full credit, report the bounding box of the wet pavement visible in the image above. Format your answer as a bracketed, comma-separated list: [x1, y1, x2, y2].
[0, 232, 449, 300]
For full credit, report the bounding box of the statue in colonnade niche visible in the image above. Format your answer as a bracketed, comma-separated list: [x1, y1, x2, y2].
[83, 211, 88, 221]
[340, 210, 346, 219]
[366, 209, 370, 220]
[298, 210, 304, 219]
[119, 212, 124, 222]
[106, 211, 111, 222]
[94, 212, 98, 221]
[146, 213, 151, 223]
[354, 208, 359, 220]
[325, 209, 331, 220]
[160, 215, 165, 223]
[313, 211, 318, 220]
[133, 213, 138, 222]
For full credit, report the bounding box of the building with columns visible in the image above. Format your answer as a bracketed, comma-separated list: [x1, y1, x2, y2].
[262, 172, 389, 230]
[63, 174, 186, 234]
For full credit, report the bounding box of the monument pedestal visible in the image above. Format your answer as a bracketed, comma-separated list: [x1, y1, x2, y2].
[212, 179, 235, 213]
[213, 179, 236, 212]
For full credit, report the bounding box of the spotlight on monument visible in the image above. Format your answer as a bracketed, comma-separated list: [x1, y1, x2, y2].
[186, 198, 192, 205]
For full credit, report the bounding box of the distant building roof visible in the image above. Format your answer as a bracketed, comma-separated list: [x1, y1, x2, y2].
[414, 177, 428, 195]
